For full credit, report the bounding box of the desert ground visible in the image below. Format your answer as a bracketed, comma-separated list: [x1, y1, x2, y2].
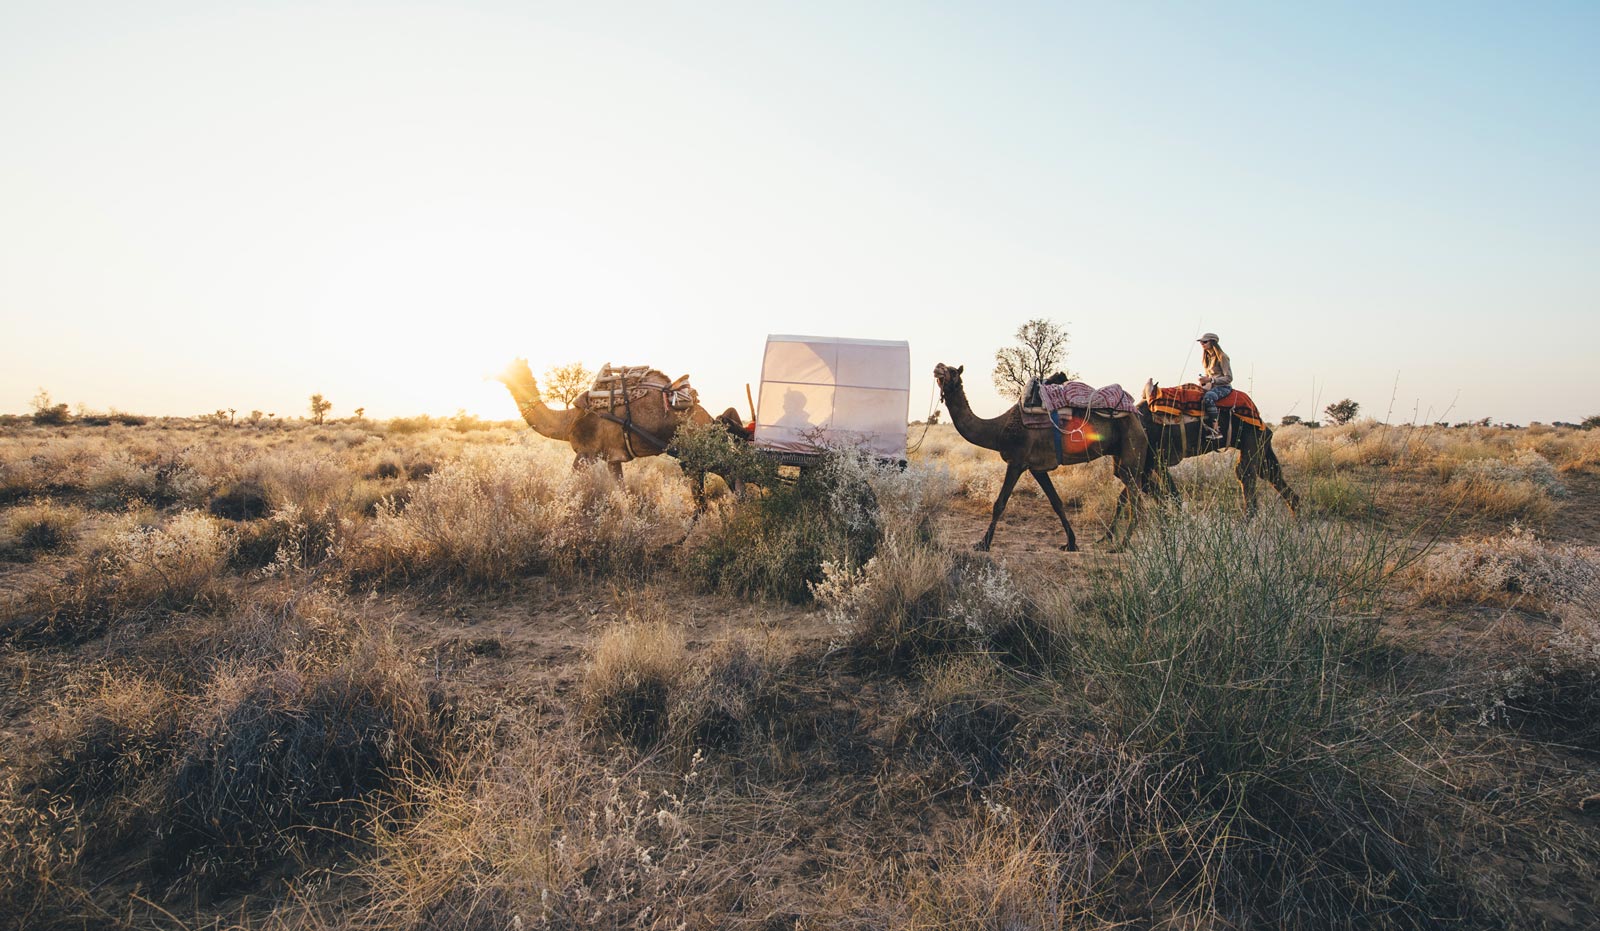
[3, 413, 1598, 930]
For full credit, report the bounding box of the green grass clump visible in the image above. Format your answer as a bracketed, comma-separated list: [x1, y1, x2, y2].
[1065, 507, 1465, 928]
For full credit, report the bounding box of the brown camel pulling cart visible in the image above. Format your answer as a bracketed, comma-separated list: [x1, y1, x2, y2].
[495, 358, 746, 506]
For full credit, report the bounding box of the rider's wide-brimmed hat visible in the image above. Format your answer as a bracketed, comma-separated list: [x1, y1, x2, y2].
[1197, 332, 1220, 343]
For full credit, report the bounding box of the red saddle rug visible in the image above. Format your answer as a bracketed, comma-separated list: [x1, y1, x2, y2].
[1148, 384, 1264, 428]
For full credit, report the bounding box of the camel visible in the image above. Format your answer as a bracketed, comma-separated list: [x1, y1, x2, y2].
[495, 359, 745, 502]
[1108, 379, 1300, 530]
[932, 363, 1148, 552]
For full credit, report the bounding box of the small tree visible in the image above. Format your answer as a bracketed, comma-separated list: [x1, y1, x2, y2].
[1581, 414, 1600, 430]
[1324, 399, 1359, 426]
[993, 318, 1073, 400]
[30, 388, 71, 426]
[1280, 414, 1302, 426]
[544, 362, 593, 409]
[309, 393, 332, 425]
[249, 410, 264, 424]
[353, 407, 365, 420]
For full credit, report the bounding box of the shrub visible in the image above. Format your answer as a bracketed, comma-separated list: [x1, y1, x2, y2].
[28, 672, 187, 803]
[1449, 449, 1564, 497]
[668, 419, 777, 493]
[384, 415, 434, 435]
[207, 481, 269, 521]
[1305, 473, 1372, 517]
[157, 641, 442, 893]
[32, 405, 71, 426]
[344, 724, 730, 931]
[347, 448, 690, 586]
[1472, 594, 1600, 751]
[816, 540, 1028, 665]
[1411, 525, 1600, 605]
[914, 656, 1018, 781]
[688, 447, 944, 603]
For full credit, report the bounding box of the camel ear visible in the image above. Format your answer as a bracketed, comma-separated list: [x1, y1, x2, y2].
[955, 365, 964, 376]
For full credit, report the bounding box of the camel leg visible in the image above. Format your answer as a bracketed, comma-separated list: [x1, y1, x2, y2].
[1105, 484, 1131, 542]
[1260, 441, 1300, 515]
[977, 461, 1026, 552]
[1106, 467, 1151, 541]
[1236, 444, 1259, 517]
[609, 460, 625, 482]
[1031, 469, 1078, 552]
[1111, 454, 1144, 550]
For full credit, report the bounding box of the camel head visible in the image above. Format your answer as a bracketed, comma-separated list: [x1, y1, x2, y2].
[1143, 378, 1158, 404]
[495, 358, 541, 398]
[932, 363, 964, 403]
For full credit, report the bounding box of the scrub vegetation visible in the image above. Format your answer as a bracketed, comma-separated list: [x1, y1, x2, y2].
[2, 415, 1598, 929]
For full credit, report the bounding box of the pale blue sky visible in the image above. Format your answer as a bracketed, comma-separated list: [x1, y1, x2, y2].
[2, 1, 1596, 423]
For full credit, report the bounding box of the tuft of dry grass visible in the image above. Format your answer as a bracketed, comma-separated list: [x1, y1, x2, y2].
[667, 631, 785, 756]
[156, 637, 444, 895]
[1, 500, 83, 558]
[580, 619, 688, 747]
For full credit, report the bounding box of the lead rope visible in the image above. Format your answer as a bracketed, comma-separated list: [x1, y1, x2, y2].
[904, 384, 940, 456]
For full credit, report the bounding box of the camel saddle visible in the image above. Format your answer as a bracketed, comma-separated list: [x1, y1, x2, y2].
[577, 363, 699, 414]
[1147, 384, 1264, 428]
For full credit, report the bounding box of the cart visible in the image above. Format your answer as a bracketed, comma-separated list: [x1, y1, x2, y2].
[752, 334, 911, 468]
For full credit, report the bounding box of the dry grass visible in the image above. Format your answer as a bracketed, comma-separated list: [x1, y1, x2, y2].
[2, 417, 1598, 929]
[579, 619, 687, 747]
[1, 509, 235, 645]
[1408, 524, 1600, 605]
[0, 500, 83, 558]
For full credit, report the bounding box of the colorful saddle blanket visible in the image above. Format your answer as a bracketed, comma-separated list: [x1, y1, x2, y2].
[1147, 384, 1264, 428]
[1022, 380, 1135, 427]
[578, 363, 698, 413]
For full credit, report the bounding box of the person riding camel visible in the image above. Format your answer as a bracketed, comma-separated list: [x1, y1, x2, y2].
[1197, 332, 1232, 441]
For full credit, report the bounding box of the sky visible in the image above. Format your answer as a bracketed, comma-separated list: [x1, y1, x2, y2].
[2, 0, 1596, 425]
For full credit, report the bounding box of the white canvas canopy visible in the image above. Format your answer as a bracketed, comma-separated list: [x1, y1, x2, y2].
[753, 334, 910, 460]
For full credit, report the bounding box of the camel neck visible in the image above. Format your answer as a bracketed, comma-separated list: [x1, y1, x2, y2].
[502, 380, 579, 441]
[943, 381, 1009, 452]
